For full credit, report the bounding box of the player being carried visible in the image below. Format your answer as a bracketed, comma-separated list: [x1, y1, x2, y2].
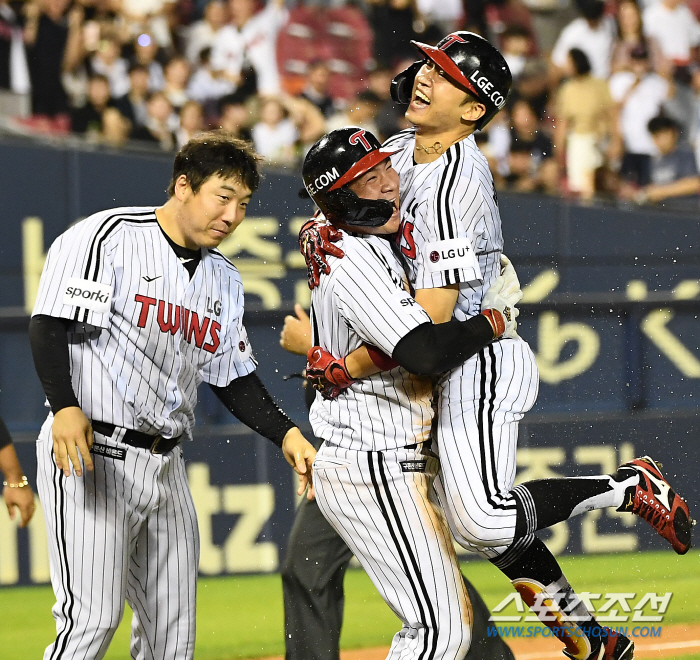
[29, 132, 316, 660]
[300, 32, 694, 660]
[302, 126, 525, 659]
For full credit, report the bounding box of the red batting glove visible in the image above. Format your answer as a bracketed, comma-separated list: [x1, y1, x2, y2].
[299, 219, 345, 290]
[307, 346, 356, 400]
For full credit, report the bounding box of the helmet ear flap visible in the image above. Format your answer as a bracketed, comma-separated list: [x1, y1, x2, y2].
[324, 188, 395, 228]
[391, 60, 423, 104]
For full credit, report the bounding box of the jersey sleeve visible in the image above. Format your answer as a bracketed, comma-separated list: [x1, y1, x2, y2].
[199, 276, 257, 386]
[32, 217, 116, 328]
[332, 244, 431, 357]
[411, 152, 483, 290]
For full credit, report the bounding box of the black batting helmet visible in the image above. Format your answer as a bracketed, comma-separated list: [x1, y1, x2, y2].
[391, 31, 512, 130]
[302, 127, 396, 228]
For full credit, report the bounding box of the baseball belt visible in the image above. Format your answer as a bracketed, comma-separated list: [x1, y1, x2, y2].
[91, 420, 181, 455]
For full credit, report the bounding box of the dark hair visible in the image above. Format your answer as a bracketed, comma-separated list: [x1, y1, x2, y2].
[501, 24, 530, 41]
[569, 48, 592, 76]
[89, 73, 110, 85]
[648, 115, 679, 135]
[128, 63, 149, 75]
[167, 130, 262, 197]
[575, 0, 605, 21]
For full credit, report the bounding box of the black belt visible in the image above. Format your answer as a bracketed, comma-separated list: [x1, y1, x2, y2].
[91, 421, 180, 454]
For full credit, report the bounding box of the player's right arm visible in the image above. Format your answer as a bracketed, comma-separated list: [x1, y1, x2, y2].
[309, 255, 521, 394]
[28, 216, 119, 477]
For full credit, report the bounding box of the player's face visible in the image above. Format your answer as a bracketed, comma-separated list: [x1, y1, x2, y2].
[406, 60, 485, 131]
[178, 174, 252, 248]
[347, 159, 401, 235]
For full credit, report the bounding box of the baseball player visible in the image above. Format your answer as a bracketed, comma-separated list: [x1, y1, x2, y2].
[280, 317, 515, 660]
[300, 33, 693, 660]
[0, 415, 36, 528]
[28, 131, 316, 660]
[300, 126, 526, 659]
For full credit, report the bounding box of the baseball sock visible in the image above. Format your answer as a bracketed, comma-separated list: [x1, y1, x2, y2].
[511, 468, 639, 537]
[492, 536, 603, 659]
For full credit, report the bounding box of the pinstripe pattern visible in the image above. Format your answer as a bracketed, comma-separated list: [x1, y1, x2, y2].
[388, 130, 503, 321]
[309, 231, 434, 452]
[37, 421, 199, 659]
[314, 443, 472, 660]
[433, 339, 539, 559]
[32, 206, 256, 439]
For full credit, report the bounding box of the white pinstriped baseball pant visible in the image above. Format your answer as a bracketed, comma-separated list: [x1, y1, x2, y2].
[36, 417, 199, 660]
[433, 337, 540, 560]
[314, 442, 473, 660]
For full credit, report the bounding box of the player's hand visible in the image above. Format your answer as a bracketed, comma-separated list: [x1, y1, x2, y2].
[281, 427, 316, 500]
[280, 304, 312, 355]
[307, 346, 356, 400]
[51, 407, 94, 477]
[299, 219, 345, 290]
[3, 483, 36, 528]
[482, 256, 523, 340]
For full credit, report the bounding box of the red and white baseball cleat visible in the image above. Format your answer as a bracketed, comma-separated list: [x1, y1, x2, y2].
[617, 456, 694, 555]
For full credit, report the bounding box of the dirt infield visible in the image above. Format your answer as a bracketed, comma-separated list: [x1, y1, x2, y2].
[254, 623, 700, 660]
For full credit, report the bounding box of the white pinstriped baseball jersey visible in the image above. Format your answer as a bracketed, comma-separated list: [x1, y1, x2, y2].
[386, 129, 504, 321]
[32, 206, 256, 440]
[308, 228, 433, 452]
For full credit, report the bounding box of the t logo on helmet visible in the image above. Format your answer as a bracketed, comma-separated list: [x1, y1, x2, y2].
[349, 129, 372, 152]
[439, 34, 466, 50]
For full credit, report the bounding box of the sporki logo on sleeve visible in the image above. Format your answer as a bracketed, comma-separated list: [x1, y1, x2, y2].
[423, 238, 482, 280]
[63, 278, 112, 313]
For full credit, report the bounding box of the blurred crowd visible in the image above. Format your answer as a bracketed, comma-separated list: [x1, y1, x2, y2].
[1, 0, 700, 209]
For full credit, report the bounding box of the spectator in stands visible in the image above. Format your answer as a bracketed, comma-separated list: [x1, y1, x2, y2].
[115, 64, 150, 130]
[70, 73, 113, 134]
[366, 0, 419, 68]
[513, 58, 550, 120]
[609, 45, 670, 186]
[187, 47, 235, 106]
[185, 0, 228, 65]
[133, 32, 165, 92]
[500, 24, 533, 82]
[252, 96, 298, 165]
[218, 91, 253, 142]
[555, 48, 614, 199]
[120, 0, 174, 49]
[90, 34, 130, 98]
[327, 90, 382, 135]
[24, 0, 84, 117]
[252, 94, 325, 165]
[163, 55, 191, 111]
[611, 0, 670, 77]
[131, 90, 176, 150]
[506, 97, 560, 194]
[550, 0, 616, 81]
[643, 0, 700, 82]
[0, 2, 23, 92]
[211, 0, 288, 96]
[300, 61, 337, 118]
[621, 115, 700, 210]
[176, 99, 204, 148]
[99, 106, 131, 147]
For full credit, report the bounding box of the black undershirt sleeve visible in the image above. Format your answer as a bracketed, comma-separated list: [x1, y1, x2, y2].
[210, 372, 296, 448]
[28, 315, 81, 414]
[392, 315, 495, 376]
[0, 415, 13, 451]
